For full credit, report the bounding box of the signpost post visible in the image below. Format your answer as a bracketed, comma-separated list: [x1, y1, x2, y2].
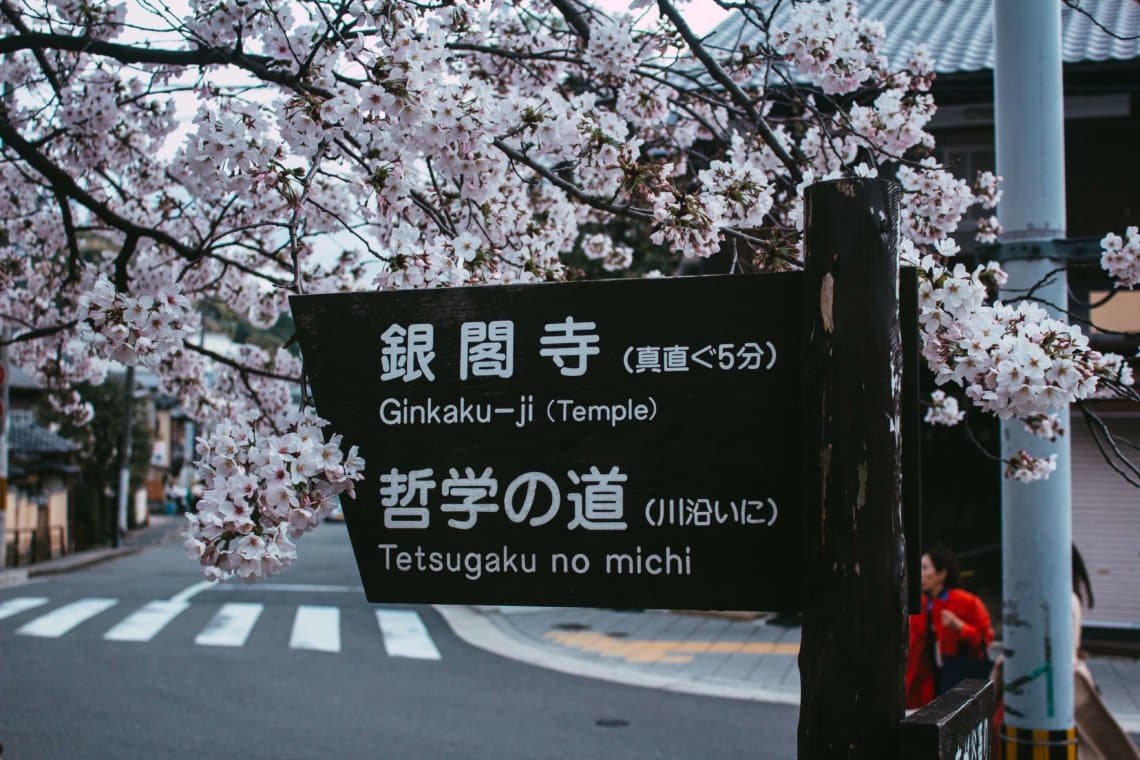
[796, 179, 908, 759]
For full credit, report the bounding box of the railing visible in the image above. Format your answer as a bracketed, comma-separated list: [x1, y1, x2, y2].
[4, 526, 68, 567]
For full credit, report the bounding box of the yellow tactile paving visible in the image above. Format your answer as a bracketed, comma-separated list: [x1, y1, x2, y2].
[544, 630, 800, 664]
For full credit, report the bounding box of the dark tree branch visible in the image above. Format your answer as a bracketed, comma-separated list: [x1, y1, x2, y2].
[0, 32, 335, 99]
[1078, 401, 1140, 486]
[55, 190, 81, 283]
[492, 137, 650, 220]
[1062, 0, 1140, 41]
[185, 341, 301, 383]
[0, 102, 201, 261]
[114, 233, 139, 292]
[656, 0, 802, 184]
[0, 1, 63, 96]
[551, 0, 592, 41]
[0, 320, 80, 347]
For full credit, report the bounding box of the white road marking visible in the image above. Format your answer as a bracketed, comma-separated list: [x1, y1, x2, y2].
[377, 609, 441, 660]
[194, 603, 263, 647]
[0, 597, 50, 621]
[290, 605, 341, 652]
[16, 598, 118, 638]
[104, 600, 191, 642]
[169, 581, 216, 604]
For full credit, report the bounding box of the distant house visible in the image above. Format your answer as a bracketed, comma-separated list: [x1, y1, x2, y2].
[5, 367, 80, 566]
[709, 1, 1140, 631]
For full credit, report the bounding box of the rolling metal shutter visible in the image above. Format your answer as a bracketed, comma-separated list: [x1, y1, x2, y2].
[1071, 413, 1140, 629]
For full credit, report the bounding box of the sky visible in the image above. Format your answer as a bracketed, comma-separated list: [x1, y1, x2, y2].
[595, 0, 731, 35]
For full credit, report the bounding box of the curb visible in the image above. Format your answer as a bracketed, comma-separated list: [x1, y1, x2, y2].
[434, 604, 801, 706]
[0, 545, 148, 587]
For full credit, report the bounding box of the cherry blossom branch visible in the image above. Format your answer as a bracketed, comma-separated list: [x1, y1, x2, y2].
[1077, 402, 1140, 486]
[551, 0, 593, 41]
[185, 341, 301, 383]
[0, 102, 201, 262]
[1015, 295, 1138, 337]
[1061, 0, 1140, 41]
[0, 33, 335, 99]
[655, 0, 802, 184]
[492, 137, 650, 221]
[0, 1, 61, 97]
[0, 320, 79, 347]
[54, 190, 81, 283]
[445, 42, 583, 65]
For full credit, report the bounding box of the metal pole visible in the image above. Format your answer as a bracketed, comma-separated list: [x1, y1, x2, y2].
[113, 365, 135, 548]
[993, 1, 1076, 754]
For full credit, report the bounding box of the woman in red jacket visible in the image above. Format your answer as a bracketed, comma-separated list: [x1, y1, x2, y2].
[906, 543, 995, 709]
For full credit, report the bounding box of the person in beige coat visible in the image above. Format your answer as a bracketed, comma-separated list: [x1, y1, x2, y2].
[1069, 547, 1139, 760]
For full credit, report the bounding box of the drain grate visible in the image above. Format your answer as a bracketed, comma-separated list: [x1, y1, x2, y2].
[595, 719, 630, 728]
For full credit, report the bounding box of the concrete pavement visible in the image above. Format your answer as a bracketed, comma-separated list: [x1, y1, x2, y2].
[4, 519, 1137, 741]
[441, 604, 1140, 738]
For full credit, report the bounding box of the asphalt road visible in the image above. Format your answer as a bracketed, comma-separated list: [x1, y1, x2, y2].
[0, 522, 797, 759]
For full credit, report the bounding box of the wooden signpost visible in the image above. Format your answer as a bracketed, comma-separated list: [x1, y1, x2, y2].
[292, 178, 938, 759]
[900, 680, 997, 760]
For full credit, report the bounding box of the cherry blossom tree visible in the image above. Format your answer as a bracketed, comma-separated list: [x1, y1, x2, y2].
[0, 0, 1135, 581]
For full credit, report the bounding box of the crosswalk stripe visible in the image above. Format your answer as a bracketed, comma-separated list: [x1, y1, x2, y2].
[0, 597, 50, 621]
[195, 602, 263, 647]
[16, 598, 118, 638]
[104, 600, 191, 642]
[377, 609, 441, 660]
[290, 605, 340, 652]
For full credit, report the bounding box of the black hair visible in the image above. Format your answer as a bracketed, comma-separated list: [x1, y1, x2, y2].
[1073, 544, 1095, 609]
[924, 542, 963, 590]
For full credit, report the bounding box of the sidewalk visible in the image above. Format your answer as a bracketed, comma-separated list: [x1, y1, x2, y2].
[0, 514, 184, 588]
[439, 605, 1140, 737]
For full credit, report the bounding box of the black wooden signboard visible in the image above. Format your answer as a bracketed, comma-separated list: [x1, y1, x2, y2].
[898, 679, 996, 760]
[291, 273, 805, 610]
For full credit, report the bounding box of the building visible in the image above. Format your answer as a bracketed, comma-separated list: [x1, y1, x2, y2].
[4, 366, 79, 566]
[708, 0, 1140, 634]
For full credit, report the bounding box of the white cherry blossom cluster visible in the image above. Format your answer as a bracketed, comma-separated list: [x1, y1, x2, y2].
[584, 16, 640, 82]
[897, 159, 976, 244]
[916, 248, 1133, 426]
[924, 389, 965, 426]
[697, 138, 777, 230]
[651, 191, 723, 259]
[76, 276, 199, 368]
[772, 0, 887, 95]
[975, 216, 1003, 245]
[582, 233, 634, 272]
[847, 89, 935, 157]
[1023, 413, 1065, 441]
[1005, 451, 1058, 484]
[184, 408, 364, 582]
[974, 171, 1002, 210]
[1100, 227, 1140, 288]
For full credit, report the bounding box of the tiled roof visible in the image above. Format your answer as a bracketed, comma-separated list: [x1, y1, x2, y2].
[706, 0, 1140, 75]
[10, 424, 80, 455]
